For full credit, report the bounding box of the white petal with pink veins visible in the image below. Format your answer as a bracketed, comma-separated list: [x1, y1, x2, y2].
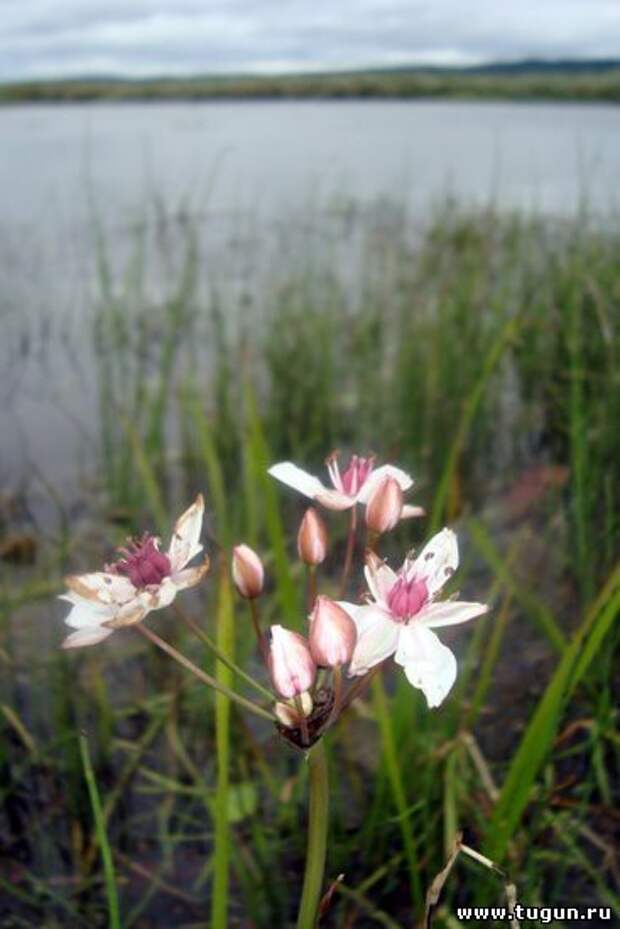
[409, 528, 459, 597]
[348, 605, 400, 676]
[363, 556, 398, 607]
[394, 624, 457, 708]
[356, 465, 414, 502]
[62, 626, 115, 649]
[167, 494, 205, 572]
[419, 600, 488, 629]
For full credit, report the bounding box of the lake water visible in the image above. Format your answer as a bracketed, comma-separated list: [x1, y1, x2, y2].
[1, 99, 619, 508]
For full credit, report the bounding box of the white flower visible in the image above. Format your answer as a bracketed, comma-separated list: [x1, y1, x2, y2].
[341, 529, 488, 707]
[268, 451, 423, 516]
[59, 495, 208, 649]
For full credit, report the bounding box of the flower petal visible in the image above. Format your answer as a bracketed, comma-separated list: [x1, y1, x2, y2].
[171, 557, 210, 591]
[167, 494, 204, 573]
[347, 605, 400, 676]
[401, 504, 425, 519]
[418, 600, 488, 629]
[268, 462, 330, 499]
[394, 625, 457, 708]
[101, 598, 149, 629]
[314, 489, 355, 510]
[409, 528, 459, 597]
[62, 626, 114, 649]
[356, 465, 414, 503]
[64, 572, 135, 606]
[364, 552, 397, 607]
[62, 599, 115, 630]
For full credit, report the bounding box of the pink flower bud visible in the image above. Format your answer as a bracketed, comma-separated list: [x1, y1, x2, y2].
[365, 476, 403, 534]
[232, 544, 264, 599]
[308, 595, 357, 668]
[297, 508, 328, 565]
[268, 625, 316, 699]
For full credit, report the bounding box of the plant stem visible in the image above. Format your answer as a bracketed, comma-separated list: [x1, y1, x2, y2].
[339, 663, 383, 715]
[135, 624, 276, 722]
[339, 507, 358, 597]
[248, 599, 269, 665]
[177, 608, 274, 702]
[306, 565, 318, 612]
[79, 733, 121, 929]
[325, 665, 343, 731]
[296, 741, 329, 929]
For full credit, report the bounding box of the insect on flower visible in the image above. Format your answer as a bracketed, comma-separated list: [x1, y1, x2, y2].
[59, 495, 209, 648]
[268, 451, 423, 517]
[342, 529, 488, 707]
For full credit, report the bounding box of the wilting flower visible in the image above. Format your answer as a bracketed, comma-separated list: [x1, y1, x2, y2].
[268, 452, 423, 516]
[308, 596, 357, 667]
[297, 507, 328, 565]
[365, 476, 404, 534]
[59, 495, 208, 649]
[232, 544, 264, 599]
[268, 625, 316, 699]
[342, 529, 488, 707]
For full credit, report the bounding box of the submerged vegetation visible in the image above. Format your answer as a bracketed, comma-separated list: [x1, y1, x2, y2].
[1, 200, 619, 926]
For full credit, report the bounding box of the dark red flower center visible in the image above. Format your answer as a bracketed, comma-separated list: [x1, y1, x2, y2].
[112, 534, 171, 589]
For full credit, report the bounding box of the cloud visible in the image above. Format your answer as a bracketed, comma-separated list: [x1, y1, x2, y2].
[1, 0, 619, 80]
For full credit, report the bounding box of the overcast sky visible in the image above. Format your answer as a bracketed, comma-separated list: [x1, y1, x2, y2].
[2, 0, 620, 81]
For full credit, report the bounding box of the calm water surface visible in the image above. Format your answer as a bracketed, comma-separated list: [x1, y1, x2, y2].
[1, 99, 619, 502]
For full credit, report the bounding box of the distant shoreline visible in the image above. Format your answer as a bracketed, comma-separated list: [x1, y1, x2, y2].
[2, 64, 619, 104]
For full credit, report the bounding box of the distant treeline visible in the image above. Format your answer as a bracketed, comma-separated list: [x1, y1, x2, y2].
[2, 62, 620, 104]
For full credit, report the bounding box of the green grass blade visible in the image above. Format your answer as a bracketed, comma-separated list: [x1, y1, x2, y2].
[429, 317, 518, 533]
[484, 562, 620, 860]
[244, 378, 300, 623]
[211, 564, 235, 929]
[372, 675, 423, 908]
[468, 518, 566, 653]
[79, 732, 121, 929]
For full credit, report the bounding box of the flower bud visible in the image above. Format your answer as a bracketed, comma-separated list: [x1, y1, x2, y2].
[274, 691, 313, 728]
[308, 595, 357, 668]
[268, 625, 316, 699]
[232, 544, 264, 599]
[297, 507, 328, 565]
[365, 476, 403, 534]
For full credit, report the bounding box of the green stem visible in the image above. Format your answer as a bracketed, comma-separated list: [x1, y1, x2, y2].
[296, 741, 330, 929]
[135, 624, 276, 723]
[177, 608, 274, 702]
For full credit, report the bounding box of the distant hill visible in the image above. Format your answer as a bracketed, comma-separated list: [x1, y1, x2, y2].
[1, 59, 619, 103]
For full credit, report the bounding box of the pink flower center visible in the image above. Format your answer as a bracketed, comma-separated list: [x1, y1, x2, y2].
[340, 455, 375, 496]
[387, 576, 428, 621]
[111, 534, 171, 589]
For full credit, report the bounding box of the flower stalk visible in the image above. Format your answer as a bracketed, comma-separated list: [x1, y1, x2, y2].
[135, 623, 276, 722]
[339, 506, 357, 596]
[296, 740, 329, 929]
